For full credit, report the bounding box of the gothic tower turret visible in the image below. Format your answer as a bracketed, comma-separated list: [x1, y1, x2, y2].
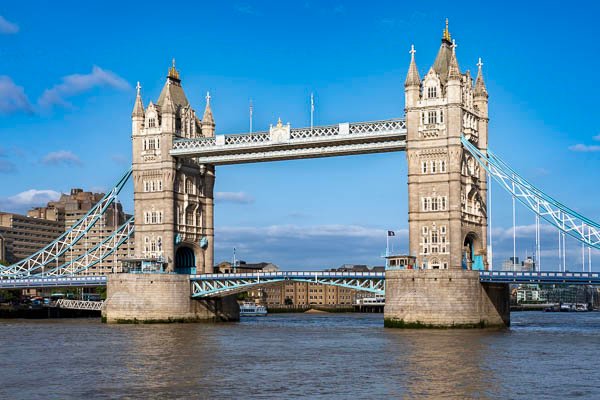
[132, 82, 145, 134]
[405, 20, 488, 270]
[404, 45, 421, 108]
[131, 60, 215, 274]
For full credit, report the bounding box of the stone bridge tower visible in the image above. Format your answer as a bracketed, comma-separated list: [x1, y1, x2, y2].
[405, 21, 489, 271]
[384, 22, 507, 329]
[131, 61, 215, 274]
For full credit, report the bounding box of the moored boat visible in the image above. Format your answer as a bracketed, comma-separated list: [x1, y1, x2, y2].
[239, 302, 268, 317]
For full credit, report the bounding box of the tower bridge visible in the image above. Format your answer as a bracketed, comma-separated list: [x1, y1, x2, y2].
[2, 22, 599, 327]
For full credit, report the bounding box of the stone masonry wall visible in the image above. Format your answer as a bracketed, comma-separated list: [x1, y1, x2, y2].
[103, 273, 239, 323]
[384, 269, 509, 328]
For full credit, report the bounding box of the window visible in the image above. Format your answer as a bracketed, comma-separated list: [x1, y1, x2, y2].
[441, 196, 447, 210]
[149, 118, 156, 128]
[422, 161, 428, 174]
[439, 109, 444, 123]
[421, 112, 425, 125]
[441, 226, 446, 234]
[431, 161, 437, 173]
[422, 198, 430, 211]
[422, 226, 429, 235]
[431, 232, 438, 244]
[440, 160, 447, 172]
[431, 197, 438, 211]
[186, 180, 194, 194]
[428, 86, 437, 98]
[428, 111, 437, 124]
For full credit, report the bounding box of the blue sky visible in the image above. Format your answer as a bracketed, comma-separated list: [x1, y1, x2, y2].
[0, 1, 598, 270]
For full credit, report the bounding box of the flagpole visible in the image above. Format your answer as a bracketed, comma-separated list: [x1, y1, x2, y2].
[386, 232, 389, 269]
[310, 93, 314, 130]
[249, 99, 253, 133]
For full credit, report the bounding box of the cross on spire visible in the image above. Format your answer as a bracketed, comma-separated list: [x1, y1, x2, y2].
[409, 44, 416, 57]
[136, 81, 141, 96]
[206, 91, 211, 106]
[477, 57, 483, 69]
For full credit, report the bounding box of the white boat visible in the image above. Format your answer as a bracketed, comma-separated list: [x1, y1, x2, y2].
[239, 302, 268, 317]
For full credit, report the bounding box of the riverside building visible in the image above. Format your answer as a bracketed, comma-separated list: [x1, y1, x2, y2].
[27, 188, 135, 275]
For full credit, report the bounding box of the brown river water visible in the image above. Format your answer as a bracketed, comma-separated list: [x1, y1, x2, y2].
[1, 312, 599, 399]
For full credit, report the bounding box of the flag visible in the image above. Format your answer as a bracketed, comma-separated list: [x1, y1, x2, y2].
[387, 230, 395, 236]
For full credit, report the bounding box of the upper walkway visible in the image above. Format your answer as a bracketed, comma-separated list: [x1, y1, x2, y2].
[170, 119, 407, 164]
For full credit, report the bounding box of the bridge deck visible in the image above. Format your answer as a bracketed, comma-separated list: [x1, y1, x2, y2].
[170, 119, 407, 164]
[1, 271, 598, 290]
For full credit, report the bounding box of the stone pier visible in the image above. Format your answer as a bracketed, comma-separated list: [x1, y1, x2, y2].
[384, 270, 510, 328]
[102, 273, 239, 323]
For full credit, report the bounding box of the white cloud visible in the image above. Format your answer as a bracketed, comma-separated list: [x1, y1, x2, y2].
[41, 150, 82, 166]
[569, 144, 600, 152]
[214, 223, 407, 269]
[0, 76, 33, 114]
[0, 189, 61, 213]
[38, 66, 130, 110]
[593, 134, 600, 142]
[215, 191, 254, 204]
[0, 16, 18, 34]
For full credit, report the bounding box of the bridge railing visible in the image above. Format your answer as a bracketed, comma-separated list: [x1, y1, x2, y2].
[172, 119, 407, 153]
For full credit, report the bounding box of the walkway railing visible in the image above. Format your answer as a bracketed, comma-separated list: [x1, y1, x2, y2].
[55, 299, 104, 311]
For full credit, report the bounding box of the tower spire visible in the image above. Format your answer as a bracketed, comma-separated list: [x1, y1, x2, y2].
[132, 81, 145, 118]
[474, 57, 488, 98]
[448, 39, 461, 80]
[442, 18, 452, 43]
[202, 90, 215, 136]
[168, 58, 180, 81]
[203, 91, 214, 125]
[404, 44, 421, 87]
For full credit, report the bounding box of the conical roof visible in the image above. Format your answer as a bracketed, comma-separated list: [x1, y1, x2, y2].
[132, 82, 145, 117]
[203, 91, 214, 124]
[448, 41, 461, 81]
[157, 59, 189, 109]
[404, 45, 421, 87]
[432, 19, 454, 85]
[474, 58, 488, 97]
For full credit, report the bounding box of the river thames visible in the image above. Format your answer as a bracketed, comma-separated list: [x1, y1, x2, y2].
[1, 312, 599, 399]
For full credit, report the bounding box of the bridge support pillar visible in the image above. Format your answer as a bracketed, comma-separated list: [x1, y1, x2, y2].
[384, 270, 509, 328]
[102, 274, 239, 323]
